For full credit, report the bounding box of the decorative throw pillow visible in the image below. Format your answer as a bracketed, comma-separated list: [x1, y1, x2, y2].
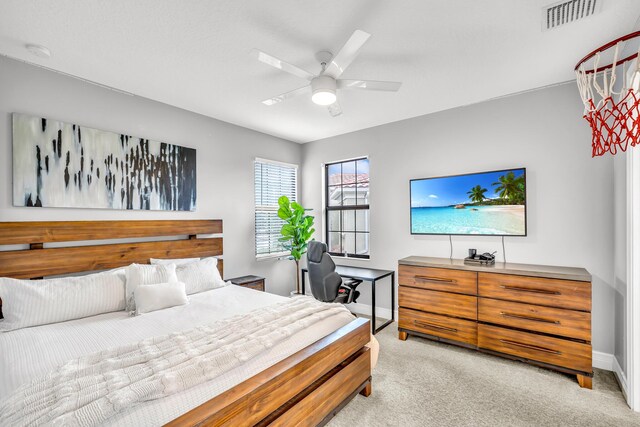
[0, 270, 126, 332]
[125, 263, 177, 312]
[175, 257, 226, 295]
[134, 281, 188, 314]
[150, 257, 200, 266]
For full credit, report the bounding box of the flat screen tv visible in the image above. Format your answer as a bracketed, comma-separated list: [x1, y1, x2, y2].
[410, 168, 527, 236]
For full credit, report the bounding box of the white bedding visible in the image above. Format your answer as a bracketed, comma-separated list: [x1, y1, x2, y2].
[0, 286, 355, 426]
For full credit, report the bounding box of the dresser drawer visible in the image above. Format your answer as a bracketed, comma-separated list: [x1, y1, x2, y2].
[399, 308, 477, 346]
[242, 281, 265, 291]
[399, 265, 477, 295]
[228, 276, 265, 292]
[478, 273, 591, 312]
[478, 324, 592, 373]
[399, 286, 477, 320]
[478, 298, 591, 341]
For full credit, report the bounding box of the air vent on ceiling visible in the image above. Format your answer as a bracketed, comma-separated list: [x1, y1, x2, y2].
[542, 0, 601, 31]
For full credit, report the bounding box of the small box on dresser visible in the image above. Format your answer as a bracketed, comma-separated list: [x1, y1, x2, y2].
[398, 256, 593, 389]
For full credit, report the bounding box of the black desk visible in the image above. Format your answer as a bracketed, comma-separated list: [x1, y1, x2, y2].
[301, 266, 395, 335]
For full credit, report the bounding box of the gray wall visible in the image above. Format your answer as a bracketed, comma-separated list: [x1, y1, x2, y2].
[614, 154, 627, 373]
[0, 56, 302, 296]
[301, 83, 616, 355]
[0, 55, 620, 356]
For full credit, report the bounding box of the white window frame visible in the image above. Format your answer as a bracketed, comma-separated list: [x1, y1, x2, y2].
[254, 157, 298, 260]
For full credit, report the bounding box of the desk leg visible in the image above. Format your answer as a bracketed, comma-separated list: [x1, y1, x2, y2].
[372, 274, 394, 335]
[371, 279, 377, 335]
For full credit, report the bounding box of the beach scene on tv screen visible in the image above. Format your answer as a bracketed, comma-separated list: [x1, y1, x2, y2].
[411, 168, 526, 235]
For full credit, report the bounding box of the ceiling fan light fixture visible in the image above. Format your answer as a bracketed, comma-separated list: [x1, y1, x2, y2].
[312, 89, 336, 106]
[311, 75, 337, 105]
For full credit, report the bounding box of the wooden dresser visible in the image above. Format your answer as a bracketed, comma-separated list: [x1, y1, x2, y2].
[398, 256, 593, 388]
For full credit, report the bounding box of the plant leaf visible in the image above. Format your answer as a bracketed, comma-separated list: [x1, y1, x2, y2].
[278, 196, 290, 209]
[281, 224, 296, 236]
[277, 207, 290, 220]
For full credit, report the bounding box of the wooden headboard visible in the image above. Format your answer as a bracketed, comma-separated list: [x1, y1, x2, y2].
[0, 220, 223, 279]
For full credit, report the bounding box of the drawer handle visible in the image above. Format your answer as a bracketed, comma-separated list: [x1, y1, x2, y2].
[414, 320, 458, 333]
[415, 276, 457, 285]
[500, 312, 560, 324]
[500, 285, 561, 295]
[499, 339, 561, 355]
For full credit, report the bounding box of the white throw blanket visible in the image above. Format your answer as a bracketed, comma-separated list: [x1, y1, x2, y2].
[0, 298, 349, 427]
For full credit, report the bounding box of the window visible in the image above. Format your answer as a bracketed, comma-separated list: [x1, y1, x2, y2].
[325, 157, 370, 258]
[254, 158, 298, 259]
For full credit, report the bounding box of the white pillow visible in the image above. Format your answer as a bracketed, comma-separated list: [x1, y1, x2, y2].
[0, 270, 126, 332]
[134, 281, 188, 314]
[175, 257, 226, 295]
[125, 264, 177, 312]
[150, 257, 199, 266]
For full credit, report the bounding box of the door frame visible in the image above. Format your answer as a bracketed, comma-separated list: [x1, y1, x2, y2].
[627, 149, 640, 411]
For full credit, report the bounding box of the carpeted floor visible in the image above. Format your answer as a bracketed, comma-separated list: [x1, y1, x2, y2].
[328, 323, 640, 427]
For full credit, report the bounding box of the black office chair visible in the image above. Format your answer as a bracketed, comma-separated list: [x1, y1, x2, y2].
[306, 241, 361, 304]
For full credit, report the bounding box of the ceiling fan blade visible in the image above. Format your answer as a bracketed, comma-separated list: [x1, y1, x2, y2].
[337, 79, 402, 92]
[323, 30, 371, 79]
[327, 102, 343, 117]
[262, 86, 309, 106]
[252, 49, 315, 81]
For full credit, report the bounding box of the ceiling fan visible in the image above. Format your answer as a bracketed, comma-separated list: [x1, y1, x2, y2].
[253, 30, 402, 117]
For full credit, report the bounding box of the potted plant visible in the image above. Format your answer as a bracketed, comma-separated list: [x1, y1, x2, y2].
[277, 195, 315, 295]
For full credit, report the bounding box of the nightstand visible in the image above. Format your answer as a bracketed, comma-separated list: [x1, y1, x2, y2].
[227, 275, 265, 292]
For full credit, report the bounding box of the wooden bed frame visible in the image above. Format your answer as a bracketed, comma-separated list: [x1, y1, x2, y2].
[0, 220, 371, 426]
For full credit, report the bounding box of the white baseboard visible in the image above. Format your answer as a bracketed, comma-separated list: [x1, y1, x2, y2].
[593, 350, 614, 371]
[613, 356, 629, 400]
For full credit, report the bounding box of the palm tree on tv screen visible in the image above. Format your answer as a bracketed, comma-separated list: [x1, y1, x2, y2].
[492, 171, 525, 204]
[467, 185, 488, 204]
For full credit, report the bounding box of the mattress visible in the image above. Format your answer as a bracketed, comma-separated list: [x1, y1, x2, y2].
[0, 285, 355, 426]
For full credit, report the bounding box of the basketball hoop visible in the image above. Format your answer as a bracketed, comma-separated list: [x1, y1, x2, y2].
[575, 31, 640, 157]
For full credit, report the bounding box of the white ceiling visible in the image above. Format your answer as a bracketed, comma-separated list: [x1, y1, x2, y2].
[1, 0, 639, 143]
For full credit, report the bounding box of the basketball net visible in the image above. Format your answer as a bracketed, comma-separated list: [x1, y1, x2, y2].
[576, 42, 640, 157]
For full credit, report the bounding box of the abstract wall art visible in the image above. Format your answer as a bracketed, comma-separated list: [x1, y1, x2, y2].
[12, 113, 197, 211]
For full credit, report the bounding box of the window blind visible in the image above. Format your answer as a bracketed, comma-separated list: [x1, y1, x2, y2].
[255, 159, 298, 258]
